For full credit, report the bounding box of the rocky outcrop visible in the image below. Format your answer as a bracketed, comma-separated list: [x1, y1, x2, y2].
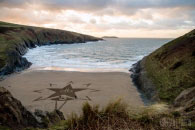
[174, 87, 195, 108]
[0, 87, 65, 129]
[0, 21, 102, 76]
[130, 57, 159, 102]
[33, 109, 65, 128]
[130, 29, 195, 103]
[173, 87, 195, 122]
[0, 87, 38, 129]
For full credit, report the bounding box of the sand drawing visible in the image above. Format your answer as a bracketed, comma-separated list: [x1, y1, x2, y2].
[83, 83, 91, 87]
[67, 81, 74, 85]
[33, 81, 100, 110]
[33, 96, 43, 101]
[33, 89, 44, 93]
[49, 83, 57, 87]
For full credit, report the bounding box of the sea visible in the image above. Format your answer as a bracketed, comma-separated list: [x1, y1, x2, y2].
[24, 38, 172, 73]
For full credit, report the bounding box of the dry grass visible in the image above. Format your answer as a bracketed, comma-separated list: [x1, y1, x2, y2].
[4, 99, 191, 130]
[50, 99, 188, 130]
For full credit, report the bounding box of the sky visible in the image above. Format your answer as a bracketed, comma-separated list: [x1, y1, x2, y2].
[0, 0, 195, 38]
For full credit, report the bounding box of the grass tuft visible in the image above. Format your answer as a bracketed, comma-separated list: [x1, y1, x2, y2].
[60, 100, 182, 130]
[7, 100, 193, 130]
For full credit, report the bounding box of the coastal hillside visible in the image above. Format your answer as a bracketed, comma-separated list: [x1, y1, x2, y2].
[131, 29, 195, 103]
[0, 21, 101, 75]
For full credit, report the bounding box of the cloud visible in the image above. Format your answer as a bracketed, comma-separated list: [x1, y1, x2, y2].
[1, 0, 194, 11]
[0, 0, 194, 37]
[90, 19, 97, 24]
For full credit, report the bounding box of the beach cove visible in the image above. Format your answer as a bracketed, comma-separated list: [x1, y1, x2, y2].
[0, 37, 171, 116]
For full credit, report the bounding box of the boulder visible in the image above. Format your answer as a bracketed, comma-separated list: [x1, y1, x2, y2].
[174, 87, 195, 108]
[0, 87, 65, 129]
[34, 109, 65, 128]
[0, 87, 39, 129]
[174, 87, 195, 121]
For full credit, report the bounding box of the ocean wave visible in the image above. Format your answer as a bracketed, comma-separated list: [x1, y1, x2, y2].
[24, 38, 171, 72]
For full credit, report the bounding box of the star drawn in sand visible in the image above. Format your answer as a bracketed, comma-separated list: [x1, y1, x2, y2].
[33, 89, 44, 93]
[47, 84, 88, 99]
[83, 83, 91, 87]
[33, 81, 100, 110]
[67, 81, 74, 85]
[49, 83, 57, 87]
[33, 96, 44, 102]
[86, 96, 92, 101]
[50, 97, 74, 110]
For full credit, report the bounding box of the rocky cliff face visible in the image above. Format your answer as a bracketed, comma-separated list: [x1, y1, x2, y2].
[0, 87, 38, 129]
[130, 58, 159, 102]
[0, 87, 65, 129]
[0, 21, 102, 76]
[173, 87, 195, 124]
[130, 30, 195, 129]
[130, 29, 195, 103]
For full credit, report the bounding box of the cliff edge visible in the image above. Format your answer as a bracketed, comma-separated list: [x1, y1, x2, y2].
[131, 29, 195, 103]
[0, 21, 102, 75]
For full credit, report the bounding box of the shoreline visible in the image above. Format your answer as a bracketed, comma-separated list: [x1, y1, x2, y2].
[24, 66, 131, 73]
[0, 69, 144, 116]
[0, 21, 102, 76]
[0, 40, 101, 76]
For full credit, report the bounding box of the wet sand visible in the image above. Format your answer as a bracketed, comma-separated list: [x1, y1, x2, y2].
[0, 70, 144, 116]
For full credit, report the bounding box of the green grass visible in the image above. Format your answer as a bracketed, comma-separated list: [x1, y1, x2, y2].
[26, 100, 191, 130]
[144, 29, 195, 103]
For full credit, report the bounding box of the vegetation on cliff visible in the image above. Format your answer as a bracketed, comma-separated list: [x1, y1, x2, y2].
[1, 94, 194, 130]
[6, 99, 190, 130]
[0, 21, 101, 75]
[144, 29, 195, 103]
[130, 30, 195, 129]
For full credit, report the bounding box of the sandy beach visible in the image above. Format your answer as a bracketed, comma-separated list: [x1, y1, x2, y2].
[0, 70, 144, 116]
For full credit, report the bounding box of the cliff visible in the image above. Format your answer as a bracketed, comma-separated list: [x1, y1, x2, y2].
[131, 29, 195, 103]
[0, 87, 65, 129]
[0, 21, 102, 75]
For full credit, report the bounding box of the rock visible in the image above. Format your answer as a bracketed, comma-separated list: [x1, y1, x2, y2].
[0, 50, 32, 75]
[174, 87, 195, 107]
[130, 58, 159, 102]
[173, 87, 195, 122]
[0, 87, 39, 129]
[34, 109, 48, 118]
[34, 109, 65, 128]
[0, 87, 65, 129]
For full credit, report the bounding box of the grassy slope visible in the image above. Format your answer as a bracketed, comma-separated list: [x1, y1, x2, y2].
[0, 21, 100, 72]
[1, 100, 194, 130]
[8, 100, 191, 130]
[144, 29, 195, 103]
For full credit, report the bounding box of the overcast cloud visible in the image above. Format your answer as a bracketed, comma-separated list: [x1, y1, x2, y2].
[0, 0, 194, 37]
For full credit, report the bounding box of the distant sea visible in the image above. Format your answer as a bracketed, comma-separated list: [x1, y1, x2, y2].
[24, 38, 172, 72]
